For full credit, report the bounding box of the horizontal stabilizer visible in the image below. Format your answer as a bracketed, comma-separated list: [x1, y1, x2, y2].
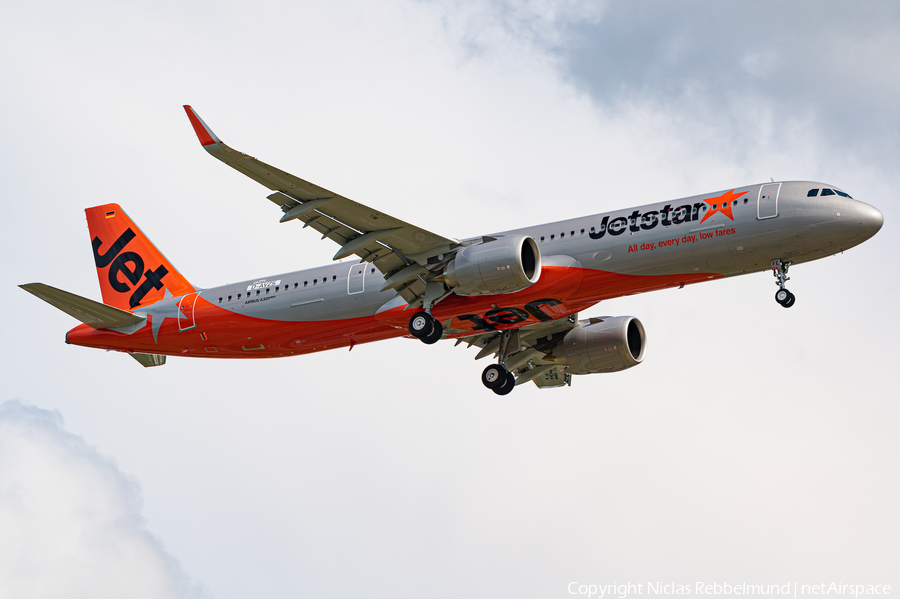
[129, 353, 166, 367]
[19, 283, 146, 329]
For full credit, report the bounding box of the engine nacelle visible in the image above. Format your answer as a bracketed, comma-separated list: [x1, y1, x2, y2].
[445, 236, 541, 296]
[551, 317, 646, 375]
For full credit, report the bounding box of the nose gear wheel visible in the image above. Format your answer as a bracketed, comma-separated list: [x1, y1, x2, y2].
[771, 259, 796, 308]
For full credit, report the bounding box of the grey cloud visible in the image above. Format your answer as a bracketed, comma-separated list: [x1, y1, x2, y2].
[0, 401, 206, 599]
[557, 1, 900, 160]
[431, 0, 900, 165]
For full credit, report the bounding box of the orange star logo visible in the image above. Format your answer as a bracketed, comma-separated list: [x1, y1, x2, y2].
[699, 189, 748, 224]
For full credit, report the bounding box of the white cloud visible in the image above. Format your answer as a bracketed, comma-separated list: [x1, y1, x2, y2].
[0, 401, 205, 599]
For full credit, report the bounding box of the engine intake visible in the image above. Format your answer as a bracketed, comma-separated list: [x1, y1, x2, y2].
[445, 236, 541, 296]
[551, 317, 646, 374]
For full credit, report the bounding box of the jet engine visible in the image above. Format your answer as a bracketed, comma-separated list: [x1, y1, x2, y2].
[550, 316, 646, 374]
[445, 235, 541, 296]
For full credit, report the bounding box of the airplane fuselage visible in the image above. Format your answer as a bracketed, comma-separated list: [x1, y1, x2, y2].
[66, 180, 883, 358]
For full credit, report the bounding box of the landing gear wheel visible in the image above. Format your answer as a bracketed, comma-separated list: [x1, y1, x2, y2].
[420, 319, 443, 344]
[782, 291, 796, 308]
[408, 312, 433, 338]
[492, 371, 517, 396]
[482, 364, 507, 390]
[775, 289, 796, 307]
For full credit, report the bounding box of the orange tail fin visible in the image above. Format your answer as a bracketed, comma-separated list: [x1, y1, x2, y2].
[86, 204, 194, 310]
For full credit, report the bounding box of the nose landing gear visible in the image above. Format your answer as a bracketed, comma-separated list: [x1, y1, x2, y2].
[772, 259, 796, 308]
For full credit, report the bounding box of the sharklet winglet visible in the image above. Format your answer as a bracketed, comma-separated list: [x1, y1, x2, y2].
[183, 105, 221, 147]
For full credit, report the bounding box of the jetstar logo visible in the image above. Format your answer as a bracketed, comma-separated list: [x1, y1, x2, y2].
[91, 228, 168, 308]
[699, 188, 747, 224]
[589, 189, 749, 240]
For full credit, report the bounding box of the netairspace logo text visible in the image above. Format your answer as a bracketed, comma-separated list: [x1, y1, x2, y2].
[566, 582, 892, 599]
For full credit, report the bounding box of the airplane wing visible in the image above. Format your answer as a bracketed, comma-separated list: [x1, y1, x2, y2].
[183, 106, 460, 304]
[455, 316, 579, 388]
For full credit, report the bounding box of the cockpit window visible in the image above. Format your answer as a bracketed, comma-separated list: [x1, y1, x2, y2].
[835, 190, 853, 198]
[807, 189, 819, 197]
[821, 188, 836, 196]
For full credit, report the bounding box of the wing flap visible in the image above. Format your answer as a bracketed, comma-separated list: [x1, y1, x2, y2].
[20, 283, 146, 329]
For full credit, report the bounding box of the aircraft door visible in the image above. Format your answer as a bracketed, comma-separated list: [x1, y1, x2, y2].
[758, 183, 781, 219]
[348, 263, 366, 295]
[178, 292, 199, 331]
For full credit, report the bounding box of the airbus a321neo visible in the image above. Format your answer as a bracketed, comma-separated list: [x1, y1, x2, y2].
[20, 106, 884, 394]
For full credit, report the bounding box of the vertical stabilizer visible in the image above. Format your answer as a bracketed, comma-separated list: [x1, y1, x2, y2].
[85, 204, 194, 310]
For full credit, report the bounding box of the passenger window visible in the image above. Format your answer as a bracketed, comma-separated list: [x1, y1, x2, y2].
[580, 229, 584, 234]
[275, 287, 279, 291]
[561, 232, 565, 238]
[228, 295, 232, 301]
[218, 297, 222, 303]
[570, 230, 575, 236]
[807, 189, 819, 197]
[821, 189, 835, 196]
[550, 234, 555, 240]
[313, 279, 317, 284]
[590, 227, 595, 233]
[237, 293, 241, 299]
[256, 290, 260, 295]
[540, 236, 545, 241]
[371, 268, 375, 273]
[265, 288, 270, 294]
[304, 281, 307, 287]
[743, 198, 748, 203]
[333, 275, 337, 281]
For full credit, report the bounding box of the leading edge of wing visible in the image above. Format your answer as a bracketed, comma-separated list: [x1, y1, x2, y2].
[182, 106, 459, 279]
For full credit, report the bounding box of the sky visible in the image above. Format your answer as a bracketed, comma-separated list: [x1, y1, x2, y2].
[1, 1, 898, 598]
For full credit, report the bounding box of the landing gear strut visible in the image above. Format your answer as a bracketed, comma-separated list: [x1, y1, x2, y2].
[772, 259, 796, 308]
[408, 312, 443, 344]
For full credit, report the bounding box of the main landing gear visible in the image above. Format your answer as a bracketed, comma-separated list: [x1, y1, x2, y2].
[772, 259, 796, 308]
[409, 311, 517, 395]
[408, 311, 443, 344]
[479, 330, 520, 395]
[481, 363, 516, 396]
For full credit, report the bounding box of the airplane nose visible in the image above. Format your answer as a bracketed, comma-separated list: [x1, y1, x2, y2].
[856, 201, 884, 238]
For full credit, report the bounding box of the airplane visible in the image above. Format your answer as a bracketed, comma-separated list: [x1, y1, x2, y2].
[20, 106, 884, 394]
